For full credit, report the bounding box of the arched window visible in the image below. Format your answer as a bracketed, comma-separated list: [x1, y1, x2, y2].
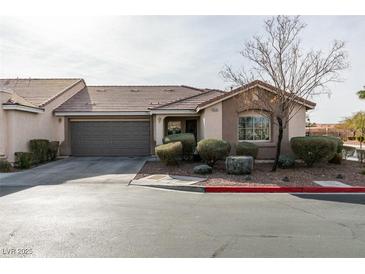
[238, 113, 271, 141]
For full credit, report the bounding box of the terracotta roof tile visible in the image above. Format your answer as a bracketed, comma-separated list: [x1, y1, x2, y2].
[55, 85, 205, 112]
[197, 80, 316, 110]
[0, 78, 82, 107]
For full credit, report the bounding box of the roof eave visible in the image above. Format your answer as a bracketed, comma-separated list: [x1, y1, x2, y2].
[2, 103, 45, 113]
[54, 111, 151, 116]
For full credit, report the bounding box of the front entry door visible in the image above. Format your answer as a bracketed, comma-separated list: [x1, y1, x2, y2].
[185, 119, 197, 140]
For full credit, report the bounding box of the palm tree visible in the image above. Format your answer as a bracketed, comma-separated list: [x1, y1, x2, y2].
[358, 86, 365, 99]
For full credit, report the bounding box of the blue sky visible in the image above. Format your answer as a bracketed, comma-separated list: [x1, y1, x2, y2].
[0, 16, 364, 123]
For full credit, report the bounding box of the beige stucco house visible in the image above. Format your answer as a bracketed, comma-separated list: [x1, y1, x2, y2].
[0, 78, 315, 162]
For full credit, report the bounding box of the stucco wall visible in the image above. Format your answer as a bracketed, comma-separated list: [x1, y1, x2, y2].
[220, 89, 306, 159]
[199, 102, 223, 140]
[3, 81, 85, 162]
[0, 91, 11, 158]
[288, 105, 306, 139]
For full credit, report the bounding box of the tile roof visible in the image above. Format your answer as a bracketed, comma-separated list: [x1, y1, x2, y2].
[54, 85, 206, 112]
[197, 80, 316, 110]
[152, 89, 224, 110]
[0, 78, 82, 107]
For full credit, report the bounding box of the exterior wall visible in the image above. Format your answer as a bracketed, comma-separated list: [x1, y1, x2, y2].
[199, 102, 223, 139]
[220, 90, 305, 159]
[288, 105, 306, 139]
[0, 91, 11, 159]
[2, 81, 85, 162]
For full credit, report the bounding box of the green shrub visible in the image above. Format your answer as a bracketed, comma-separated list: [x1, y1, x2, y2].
[325, 136, 343, 164]
[357, 136, 365, 143]
[278, 155, 296, 169]
[14, 152, 33, 169]
[29, 139, 49, 164]
[47, 141, 60, 161]
[163, 133, 196, 160]
[291, 136, 337, 167]
[328, 153, 342, 164]
[155, 142, 183, 165]
[197, 138, 231, 167]
[236, 142, 258, 159]
[0, 159, 12, 172]
[324, 136, 343, 153]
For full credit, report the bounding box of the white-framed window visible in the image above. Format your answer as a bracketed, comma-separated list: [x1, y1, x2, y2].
[238, 113, 271, 142]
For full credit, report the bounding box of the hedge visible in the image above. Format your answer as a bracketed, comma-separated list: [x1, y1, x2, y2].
[29, 139, 49, 164]
[155, 141, 183, 165]
[163, 133, 196, 160]
[197, 138, 231, 167]
[48, 141, 60, 161]
[236, 142, 258, 159]
[14, 152, 33, 169]
[290, 136, 337, 167]
[0, 159, 12, 172]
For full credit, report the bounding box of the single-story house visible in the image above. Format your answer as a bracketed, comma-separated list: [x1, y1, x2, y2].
[0, 78, 315, 162]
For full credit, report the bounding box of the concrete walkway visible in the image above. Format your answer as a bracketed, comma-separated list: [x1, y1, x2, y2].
[130, 174, 206, 192]
[0, 157, 148, 186]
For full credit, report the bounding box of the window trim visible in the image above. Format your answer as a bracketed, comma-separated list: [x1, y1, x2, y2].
[237, 112, 271, 143]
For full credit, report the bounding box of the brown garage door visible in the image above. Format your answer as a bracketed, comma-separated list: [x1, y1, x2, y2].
[70, 121, 150, 156]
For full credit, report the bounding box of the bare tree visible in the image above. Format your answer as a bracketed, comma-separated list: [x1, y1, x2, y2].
[221, 16, 348, 171]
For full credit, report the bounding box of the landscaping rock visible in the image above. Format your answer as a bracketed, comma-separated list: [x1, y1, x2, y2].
[193, 164, 213, 175]
[225, 156, 253, 175]
[243, 175, 252, 181]
[282, 176, 290, 182]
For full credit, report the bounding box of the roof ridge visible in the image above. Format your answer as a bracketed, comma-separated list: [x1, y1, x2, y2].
[180, 85, 206, 92]
[87, 85, 201, 88]
[39, 79, 84, 107]
[150, 90, 212, 110]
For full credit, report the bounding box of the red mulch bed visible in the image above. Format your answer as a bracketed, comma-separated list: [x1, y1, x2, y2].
[135, 160, 365, 187]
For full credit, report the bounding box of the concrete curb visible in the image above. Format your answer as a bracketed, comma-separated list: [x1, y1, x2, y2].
[205, 186, 365, 193]
[132, 184, 365, 193]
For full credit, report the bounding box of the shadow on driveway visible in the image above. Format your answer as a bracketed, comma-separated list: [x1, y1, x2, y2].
[292, 194, 365, 205]
[0, 156, 148, 197]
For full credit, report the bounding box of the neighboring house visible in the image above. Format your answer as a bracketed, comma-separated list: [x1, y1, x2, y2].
[0, 78, 315, 162]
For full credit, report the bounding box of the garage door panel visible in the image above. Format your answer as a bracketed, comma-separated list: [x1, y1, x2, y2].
[71, 121, 150, 156]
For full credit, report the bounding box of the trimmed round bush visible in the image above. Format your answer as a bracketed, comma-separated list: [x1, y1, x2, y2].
[163, 133, 196, 160]
[0, 159, 12, 172]
[193, 164, 212, 175]
[14, 152, 33, 169]
[290, 136, 337, 167]
[29, 139, 50, 164]
[197, 138, 231, 167]
[278, 155, 296, 169]
[236, 142, 258, 159]
[155, 141, 183, 165]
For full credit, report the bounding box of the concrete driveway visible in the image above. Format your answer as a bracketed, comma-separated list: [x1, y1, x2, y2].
[0, 157, 148, 186]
